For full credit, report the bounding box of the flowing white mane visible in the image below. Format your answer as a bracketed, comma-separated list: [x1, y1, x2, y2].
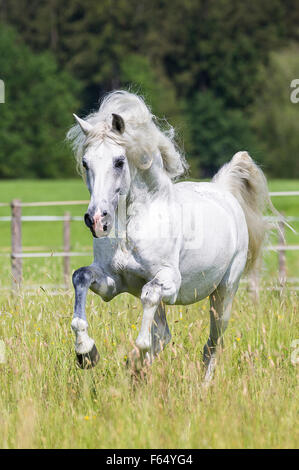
[66, 90, 188, 180]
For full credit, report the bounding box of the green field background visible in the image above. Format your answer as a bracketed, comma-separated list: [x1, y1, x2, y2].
[0, 179, 298, 289]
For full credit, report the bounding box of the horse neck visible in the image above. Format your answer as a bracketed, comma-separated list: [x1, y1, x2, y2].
[127, 156, 173, 208]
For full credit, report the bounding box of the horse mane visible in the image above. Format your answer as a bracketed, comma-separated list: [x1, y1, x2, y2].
[66, 90, 188, 180]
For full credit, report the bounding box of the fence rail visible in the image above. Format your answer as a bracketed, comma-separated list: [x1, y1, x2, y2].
[0, 200, 89, 207]
[11, 251, 92, 258]
[0, 215, 84, 222]
[0, 192, 298, 292]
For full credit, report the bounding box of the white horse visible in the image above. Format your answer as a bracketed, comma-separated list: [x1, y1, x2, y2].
[67, 90, 272, 382]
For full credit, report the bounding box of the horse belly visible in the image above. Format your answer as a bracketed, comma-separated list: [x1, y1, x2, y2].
[175, 265, 228, 304]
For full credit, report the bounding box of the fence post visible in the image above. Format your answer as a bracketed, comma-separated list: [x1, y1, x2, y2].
[11, 199, 22, 288]
[63, 211, 71, 287]
[278, 220, 286, 287]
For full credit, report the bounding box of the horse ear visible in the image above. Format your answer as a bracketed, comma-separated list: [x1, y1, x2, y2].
[73, 114, 93, 135]
[112, 113, 125, 134]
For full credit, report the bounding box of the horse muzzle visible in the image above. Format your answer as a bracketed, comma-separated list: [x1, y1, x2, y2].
[84, 210, 111, 238]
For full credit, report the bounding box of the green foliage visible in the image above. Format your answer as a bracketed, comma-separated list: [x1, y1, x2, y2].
[120, 54, 191, 152]
[0, 25, 81, 178]
[188, 91, 257, 176]
[250, 47, 299, 178]
[120, 55, 178, 120]
[138, 0, 286, 107]
[1, 1, 299, 178]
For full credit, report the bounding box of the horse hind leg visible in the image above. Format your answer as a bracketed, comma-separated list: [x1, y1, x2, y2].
[151, 302, 172, 358]
[203, 254, 245, 384]
[203, 287, 234, 384]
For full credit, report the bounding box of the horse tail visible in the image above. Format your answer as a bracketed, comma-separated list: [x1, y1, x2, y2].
[212, 151, 274, 273]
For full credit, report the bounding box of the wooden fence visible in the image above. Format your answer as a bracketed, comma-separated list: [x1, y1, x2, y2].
[0, 192, 298, 292]
[0, 199, 91, 290]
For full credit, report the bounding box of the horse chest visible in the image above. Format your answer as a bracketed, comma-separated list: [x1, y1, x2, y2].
[110, 245, 149, 292]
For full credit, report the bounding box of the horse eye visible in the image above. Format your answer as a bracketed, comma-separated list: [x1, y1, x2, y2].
[82, 160, 88, 170]
[114, 159, 124, 169]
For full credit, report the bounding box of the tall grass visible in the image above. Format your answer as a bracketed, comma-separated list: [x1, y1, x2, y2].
[0, 287, 298, 448]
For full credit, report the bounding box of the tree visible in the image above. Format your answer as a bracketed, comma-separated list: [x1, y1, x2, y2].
[120, 53, 191, 152]
[250, 47, 299, 178]
[188, 90, 258, 177]
[2, 1, 299, 178]
[0, 25, 81, 178]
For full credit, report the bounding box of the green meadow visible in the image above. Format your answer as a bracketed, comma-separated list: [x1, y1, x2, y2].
[0, 285, 298, 448]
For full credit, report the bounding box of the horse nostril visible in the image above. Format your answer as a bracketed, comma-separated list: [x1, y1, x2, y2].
[84, 213, 94, 229]
[102, 210, 108, 217]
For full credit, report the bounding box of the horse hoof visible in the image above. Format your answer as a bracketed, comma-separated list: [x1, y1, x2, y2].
[76, 344, 99, 369]
[126, 348, 151, 372]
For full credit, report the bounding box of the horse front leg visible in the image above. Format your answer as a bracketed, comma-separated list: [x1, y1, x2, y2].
[71, 266, 100, 369]
[130, 269, 180, 368]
